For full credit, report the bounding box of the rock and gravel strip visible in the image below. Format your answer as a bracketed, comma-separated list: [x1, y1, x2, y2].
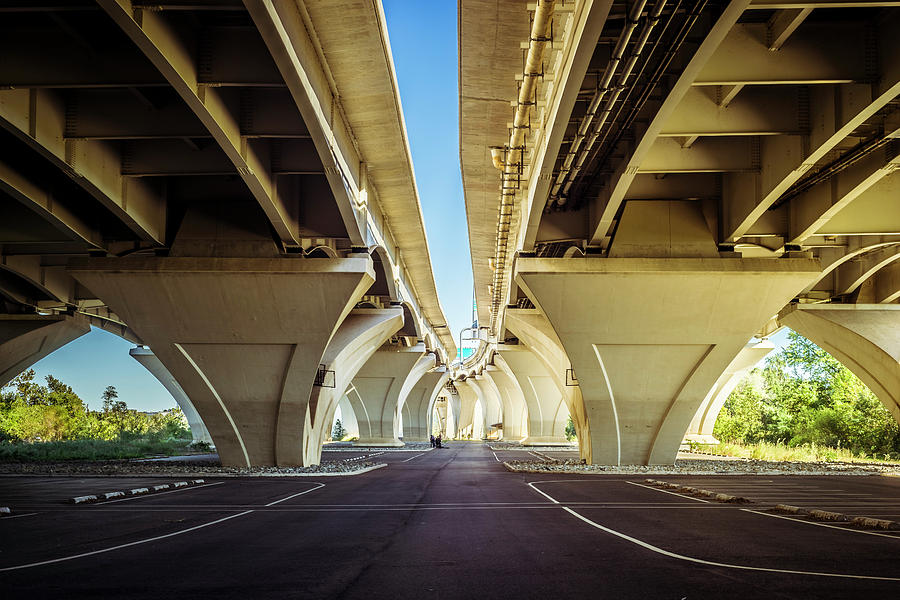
[502, 456, 900, 476]
[0, 459, 385, 478]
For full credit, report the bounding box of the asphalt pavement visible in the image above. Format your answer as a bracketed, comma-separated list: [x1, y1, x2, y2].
[1, 442, 899, 599]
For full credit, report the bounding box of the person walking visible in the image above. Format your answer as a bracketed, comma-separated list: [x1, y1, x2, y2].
[430, 434, 435, 448]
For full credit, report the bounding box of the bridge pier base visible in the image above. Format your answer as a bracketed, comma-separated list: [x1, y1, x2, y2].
[454, 381, 480, 439]
[300, 309, 405, 465]
[0, 314, 90, 388]
[516, 257, 819, 465]
[484, 367, 527, 441]
[348, 344, 427, 447]
[130, 346, 214, 447]
[497, 347, 569, 446]
[779, 304, 900, 422]
[69, 256, 375, 467]
[402, 367, 448, 441]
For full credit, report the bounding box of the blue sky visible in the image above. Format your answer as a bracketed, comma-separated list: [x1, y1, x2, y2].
[23, 2, 474, 412]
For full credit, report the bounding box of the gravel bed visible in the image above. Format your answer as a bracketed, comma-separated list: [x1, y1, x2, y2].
[503, 457, 900, 476]
[0, 459, 383, 477]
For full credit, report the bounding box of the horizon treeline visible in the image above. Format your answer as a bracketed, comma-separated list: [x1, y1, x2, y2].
[0, 370, 189, 444]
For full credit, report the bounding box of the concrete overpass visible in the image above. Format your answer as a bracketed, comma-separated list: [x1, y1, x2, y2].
[0, 0, 454, 467]
[458, 0, 900, 464]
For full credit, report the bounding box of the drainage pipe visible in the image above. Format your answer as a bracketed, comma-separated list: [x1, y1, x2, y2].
[489, 0, 556, 332]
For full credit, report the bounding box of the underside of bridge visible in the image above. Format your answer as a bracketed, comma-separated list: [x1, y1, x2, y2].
[2, 0, 899, 468]
[0, 0, 455, 466]
[458, 0, 900, 464]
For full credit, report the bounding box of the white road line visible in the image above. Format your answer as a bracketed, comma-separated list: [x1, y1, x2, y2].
[741, 509, 900, 540]
[264, 483, 325, 507]
[2, 482, 329, 572]
[492, 451, 500, 462]
[0, 511, 254, 572]
[95, 481, 225, 504]
[625, 481, 710, 503]
[402, 453, 425, 463]
[528, 482, 900, 582]
[0, 512, 39, 520]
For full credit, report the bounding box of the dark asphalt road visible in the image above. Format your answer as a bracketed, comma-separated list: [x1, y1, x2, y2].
[2, 443, 899, 599]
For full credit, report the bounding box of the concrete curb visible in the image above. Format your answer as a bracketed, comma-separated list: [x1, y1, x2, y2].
[773, 504, 809, 515]
[644, 484, 900, 531]
[773, 504, 900, 529]
[245, 463, 388, 477]
[70, 479, 206, 504]
[850, 516, 900, 530]
[808, 509, 848, 522]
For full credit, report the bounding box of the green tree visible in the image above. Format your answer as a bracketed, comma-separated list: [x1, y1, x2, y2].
[713, 331, 900, 457]
[332, 418, 347, 441]
[564, 416, 577, 441]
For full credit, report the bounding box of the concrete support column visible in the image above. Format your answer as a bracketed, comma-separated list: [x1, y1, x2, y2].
[0, 314, 90, 388]
[455, 381, 479, 439]
[483, 366, 527, 441]
[394, 353, 437, 439]
[467, 376, 503, 439]
[130, 346, 213, 446]
[335, 395, 360, 439]
[301, 309, 404, 464]
[69, 256, 376, 467]
[516, 256, 819, 464]
[432, 396, 450, 437]
[505, 309, 588, 456]
[403, 367, 449, 441]
[347, 343, 427, 446]
[684, 339, 776, 444]
[779, 304, 900, 422]
[496, 348, 569, 445]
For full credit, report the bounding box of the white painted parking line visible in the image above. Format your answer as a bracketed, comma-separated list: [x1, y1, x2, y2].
[528, 481, 900, 582]
[742, 509, 900, 539]
[0, 512, 39, 520]
[0, 483, 330, 572]
[625, 481, 710, 503]
[264, 483, 325, 507]
[402, 453, 425, 463]
[0, 510, 255, 572]
[492, 451, 500, 462]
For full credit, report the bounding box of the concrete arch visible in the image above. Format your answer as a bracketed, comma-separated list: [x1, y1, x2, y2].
[299, 308, 405, 465]
[504, 310, 587, 453]
[803, 242, 900, 295]
[368, 245, 399, 302]
[396, 302, 422, 339]
[130, 347, 214, 446]
[305, 245, 339, 259]
[684, 339, 776, 445]
[335, 395, 359, 439]
[779, 304, 900, 424]
[346, 343, 427, 446]
[483, 365, 527, 441]
[0, 314, 91, 389]
[496, 347, 569, 445]
[455, 379, 480, 438]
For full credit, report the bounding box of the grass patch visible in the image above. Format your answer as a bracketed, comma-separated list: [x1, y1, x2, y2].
[691, 440, 900, 464]
[0, 435, 194, 462]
